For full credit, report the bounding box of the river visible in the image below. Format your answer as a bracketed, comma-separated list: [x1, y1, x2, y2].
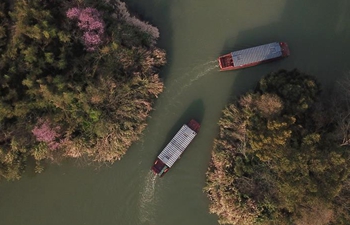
[2, 1, 350, 225]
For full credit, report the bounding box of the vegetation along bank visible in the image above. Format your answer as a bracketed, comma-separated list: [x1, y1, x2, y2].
[0, 0, 166, 180]
[205, 69, 350, 225]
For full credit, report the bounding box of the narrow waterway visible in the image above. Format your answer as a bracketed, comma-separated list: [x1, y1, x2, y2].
[2, 1, 350, 225]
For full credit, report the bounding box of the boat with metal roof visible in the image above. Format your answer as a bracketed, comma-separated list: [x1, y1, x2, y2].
[218, 42, 290, 71]
[151, 119, 200, 177]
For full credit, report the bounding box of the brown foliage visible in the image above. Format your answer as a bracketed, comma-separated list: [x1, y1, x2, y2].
[255, 93, 283, 118]
[295, 201, 334, 225]
[115, 0, 159, 43]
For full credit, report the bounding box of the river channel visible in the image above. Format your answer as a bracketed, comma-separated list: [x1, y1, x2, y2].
[2, 1, 350, 225]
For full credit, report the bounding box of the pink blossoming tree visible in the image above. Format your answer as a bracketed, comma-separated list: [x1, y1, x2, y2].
[32, 119, 62, 150]
[66, 7, 105, 51]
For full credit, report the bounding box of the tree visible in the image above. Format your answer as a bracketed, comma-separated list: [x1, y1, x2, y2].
[66, 7, 105, 51]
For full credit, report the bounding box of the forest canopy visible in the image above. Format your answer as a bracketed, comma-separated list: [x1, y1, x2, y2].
[205, 69, 350, 225]
[0, 0, 166, 180]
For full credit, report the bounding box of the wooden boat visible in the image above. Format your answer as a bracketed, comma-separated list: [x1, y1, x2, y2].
[151, 120, 200, 177]
[218, 42, 290, 71]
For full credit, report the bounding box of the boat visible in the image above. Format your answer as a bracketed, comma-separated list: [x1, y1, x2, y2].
[151, 119, 200, 177]
[218, 42, 290, 71]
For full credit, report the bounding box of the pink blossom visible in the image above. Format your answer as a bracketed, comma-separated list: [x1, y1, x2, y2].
[32, 119, 62, 150]
[66, 7, 105, 51]
[66, 7, 81, 19]
[83, 32, 102, 45]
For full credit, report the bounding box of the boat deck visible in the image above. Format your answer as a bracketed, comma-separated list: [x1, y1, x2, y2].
[157, 124, 197, 168]
[218, 54, 234, 69]
[151, 119, 200, 177]
[231, 42, 282, 67]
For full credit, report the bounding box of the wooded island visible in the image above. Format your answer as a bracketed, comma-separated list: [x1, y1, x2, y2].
[205, 69, 350, 225]
[0, 0, 165, 179]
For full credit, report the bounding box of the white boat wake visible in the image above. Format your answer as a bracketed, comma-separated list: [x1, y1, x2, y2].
[138, 171, 157, 224]
[166, 60, 218, 100]
[186, 59, 218, 74]
[184, 63, 219, 87]
[181, 59, 218, 79]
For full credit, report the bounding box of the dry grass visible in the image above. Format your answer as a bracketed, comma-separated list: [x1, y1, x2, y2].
[115, 0, 159, 43]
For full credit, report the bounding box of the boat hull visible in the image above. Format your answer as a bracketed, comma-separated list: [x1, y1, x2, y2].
[218, 42, 290, 71]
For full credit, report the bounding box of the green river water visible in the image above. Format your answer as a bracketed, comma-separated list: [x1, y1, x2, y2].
[2, 1, 350, 225]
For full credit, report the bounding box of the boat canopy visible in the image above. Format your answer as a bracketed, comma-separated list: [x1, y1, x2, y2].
[157, 125, 197, 168]
[231, 42, 282, 67]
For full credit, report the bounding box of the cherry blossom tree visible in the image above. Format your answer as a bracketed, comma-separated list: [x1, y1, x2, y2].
[32, 119, 61, 150]
[66, 7, 105, 51]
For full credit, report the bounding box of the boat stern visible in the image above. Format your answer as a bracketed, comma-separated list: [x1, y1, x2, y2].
[280, 42, 290, 57]
[218, 57, 224, 70]
[151, 159, 169, 177]
[218, 54, 234, 71]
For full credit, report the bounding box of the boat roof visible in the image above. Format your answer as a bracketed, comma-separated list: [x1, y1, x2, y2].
[157, 124, 197, 168]
[231, 42, 282, 67]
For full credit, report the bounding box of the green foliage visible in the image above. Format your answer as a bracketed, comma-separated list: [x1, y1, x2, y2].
[206, 70, 350, 225]
[0, 0, 166, 180]
[0, 2, 9, 54]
